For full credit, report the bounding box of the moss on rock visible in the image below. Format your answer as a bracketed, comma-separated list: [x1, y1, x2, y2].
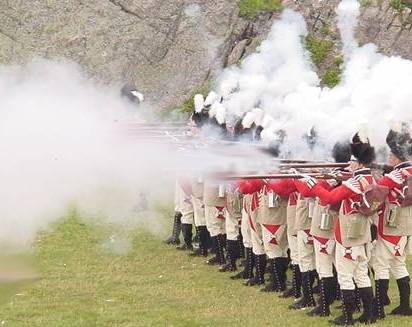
[238, 0, 282, 19]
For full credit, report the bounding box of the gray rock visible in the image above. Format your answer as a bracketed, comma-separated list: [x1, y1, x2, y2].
[227, 39, 249, 66]
[0, 0, 255, 110]
[358, 0, 412, 60]
[1, 0, 412, 110]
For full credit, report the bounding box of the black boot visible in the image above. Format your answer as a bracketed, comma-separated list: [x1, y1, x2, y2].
[330, 289, 356, 325]
[219, 239, 239, 272]
[289, 270, 316, 309]
[335, 278, 342, 301]
[231, 247, 254, 280]
[214, 234, 226, 265]
[312, 271, 320, 294]
[391, 276, 412, 316]
[265, 258, 274, 274]
[354, 285, 362, 312]
[245, 254, 266, 286]
[176, 223, 193, 251]
[308, 277, 334, 317]
[163, 212, 181, 245]
[189, 226, 208, 257]
[357, 287, 376, 324]
[281, 264, 301, 299]
[192, 226, 200, 245]
[206, 236, 220, 265]
[207, 234, 226, 265]
[277, 257, 289, 292]
[262, 257, 288, 292]
[374, 279, 389, 320]
[261, 258, 277, 292]
[205, 230, 213, 252]
[238, 232, 245, 259]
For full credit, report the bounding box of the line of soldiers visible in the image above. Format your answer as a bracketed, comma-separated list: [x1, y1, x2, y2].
[163, 92, 412, 325]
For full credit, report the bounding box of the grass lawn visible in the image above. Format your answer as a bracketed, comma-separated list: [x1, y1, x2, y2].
[0, 208, 411, 326]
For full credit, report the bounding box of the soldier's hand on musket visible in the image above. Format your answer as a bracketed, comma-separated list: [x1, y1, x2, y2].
[288, 168, 299, 175]
[300, 174, 317, 189]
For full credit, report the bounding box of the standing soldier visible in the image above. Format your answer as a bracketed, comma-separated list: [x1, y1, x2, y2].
[237, 179, 267, 286]
[260, 181, 290, 293]
[282, 186, 302, 299]
[372, 124, 412, 319]
[220, 184, 243, 272]
[230, 190, 255, 280]
[175, 179, 195, 251]
[163, 185, 182, 246]
[164, 93, 206, 247]
[189, 175, 210, 257]
[306, 133, 379, 325]
[203, 180, 227, 266]
[289, 180, 317, 310]
[295, 142, 352, 317]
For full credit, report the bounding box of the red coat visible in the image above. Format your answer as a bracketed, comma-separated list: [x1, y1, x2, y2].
[377, 163, 412, 245]
[311, 169, 375, 245]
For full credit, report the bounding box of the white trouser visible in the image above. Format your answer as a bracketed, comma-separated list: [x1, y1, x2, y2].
[370, 237, 409, 280]
[335, 242, 372, 290]
[225, 210, 240, 241]
[314, 238, 335, 279]
[297, 230, 315, 273]
[205, 205, 225, 237]
[241, 208, 252, 248]
[191, 196, 206, 227]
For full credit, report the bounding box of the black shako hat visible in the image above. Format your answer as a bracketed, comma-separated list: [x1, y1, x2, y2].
[386, 123, 412, 162]
[332, 141, 352, 163]
[350, 132, 376, 165]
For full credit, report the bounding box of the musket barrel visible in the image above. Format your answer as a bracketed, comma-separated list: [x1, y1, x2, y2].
[278, 162, 349, 169]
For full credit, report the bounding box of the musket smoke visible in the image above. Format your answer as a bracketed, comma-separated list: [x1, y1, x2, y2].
[212, 3, 412, 159]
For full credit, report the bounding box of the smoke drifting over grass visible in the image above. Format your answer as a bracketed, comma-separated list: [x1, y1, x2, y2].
[0, 60, 178, 246]
[2, 0, 412, 246]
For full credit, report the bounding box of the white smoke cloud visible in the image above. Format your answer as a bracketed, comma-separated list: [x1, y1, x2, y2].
[3, 0, 412, 247]
[212, 4, 412, 159]
[0, 59, 276, 247]
[337, 0, 360, 57]
[0, 59, 181, 246]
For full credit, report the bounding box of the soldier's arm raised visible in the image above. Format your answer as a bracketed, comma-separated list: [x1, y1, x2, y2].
[311, 183, 354, 205]
[267, 178, 296, 197]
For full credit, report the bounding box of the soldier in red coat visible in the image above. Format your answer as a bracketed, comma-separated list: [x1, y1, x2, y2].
[302, 133, 378, 325]
[371, 124, 412, 319]
[294, 142, 352, 317]
[237, 179, 267, 286]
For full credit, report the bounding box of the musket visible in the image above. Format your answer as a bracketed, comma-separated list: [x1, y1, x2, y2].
[218, 173, 347, 180]
[122, 122, 187, 127]
[278, 162, 349, 169]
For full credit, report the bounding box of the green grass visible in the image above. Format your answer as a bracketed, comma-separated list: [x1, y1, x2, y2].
[305, 35, 333, 67]
[1, 211, 412, 326]
[238, 0, 283, 19]
[305, 35, 343, 88]
[390, 0, 405, 11]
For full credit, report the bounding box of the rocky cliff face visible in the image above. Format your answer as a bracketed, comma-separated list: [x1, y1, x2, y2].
[0, 0, 411, 110]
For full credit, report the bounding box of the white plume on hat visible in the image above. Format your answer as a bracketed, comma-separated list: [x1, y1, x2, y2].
[251, 108, 265, 126]
[261, 114, 275, 129]
[131, 90, 144, 102]
[241, 111, 256, 129]
[261, 128, 278, 144]
[194, 94, 205, 113]
[204, 91, 220, 107]
[355, 124, 369, 143]
[215, 103, 226, 125]
[219, 78, 238, 98]
[209, 102, 219, 118]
